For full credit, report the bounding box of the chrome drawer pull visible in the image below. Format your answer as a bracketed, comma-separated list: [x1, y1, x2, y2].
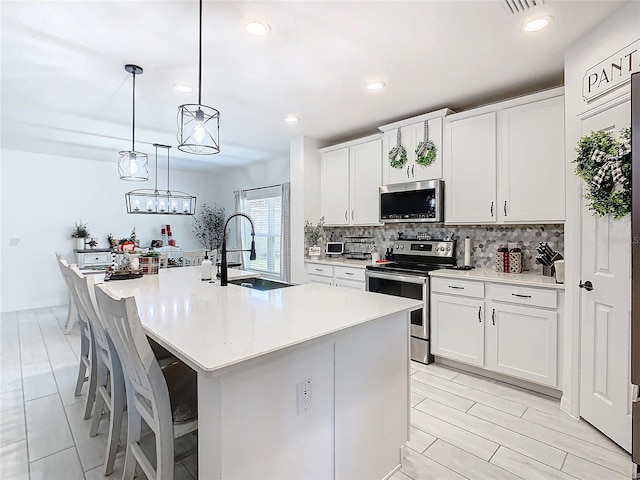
[345, 272, 354, 276]
[478, 306, 482, 322]
[315, 268, 323, 272]
[511, 293, 532, 298]
[448, 285, 464, 289]
[492, 308, 496, 325]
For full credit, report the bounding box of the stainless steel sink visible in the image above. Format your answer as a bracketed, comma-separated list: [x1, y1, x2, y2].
[228, 277, 294, 291]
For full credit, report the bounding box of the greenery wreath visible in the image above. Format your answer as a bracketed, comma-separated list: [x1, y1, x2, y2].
[573, 127, 631, 219]
[415, 141, 437, 167]
[389, 146, 407, 169]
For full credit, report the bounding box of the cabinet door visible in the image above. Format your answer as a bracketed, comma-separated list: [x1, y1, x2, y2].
[321, 148, 350, 225]
[334, 278, 365, 290]
[350, 139, 382, 225]
[431, 293, 484, 367]
[307, 274, 333, 286]
[382, 127, 414, 185]
[486, 302, 557, 387]
[411, 118, 443, 181]
[499, 96, 565, 223]
[444, 112, 497, 224]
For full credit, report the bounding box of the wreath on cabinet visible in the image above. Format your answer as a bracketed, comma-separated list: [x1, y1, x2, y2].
[573, 126, 631, 219]
[388, 129, 408, 169]
[414, 119, 437, 167]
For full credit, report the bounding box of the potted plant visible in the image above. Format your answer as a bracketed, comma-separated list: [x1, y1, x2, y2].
[304, 217, 325, 258]
[193, 203, 226, 259]
[71, 220, 90, 251]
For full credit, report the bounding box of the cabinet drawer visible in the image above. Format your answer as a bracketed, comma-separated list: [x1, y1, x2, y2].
[334, 266, 365, 282]
[490, 284, 557, 309]
[305, 263, 334, 278]
[307, 274, 333, 286]
[431, 277, 484, 298]
[82, 252, 111, 265]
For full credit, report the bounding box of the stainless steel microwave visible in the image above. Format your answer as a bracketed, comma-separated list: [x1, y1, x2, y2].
[379, 180, 444, 223]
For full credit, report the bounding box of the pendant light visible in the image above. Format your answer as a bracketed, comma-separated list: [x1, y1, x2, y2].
[177, 0, 220, 155]
[125, 144, 197, 215]
[118, 64, 149, 181]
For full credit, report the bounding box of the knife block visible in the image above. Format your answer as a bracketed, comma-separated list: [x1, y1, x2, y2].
[542, 265, 555, 277]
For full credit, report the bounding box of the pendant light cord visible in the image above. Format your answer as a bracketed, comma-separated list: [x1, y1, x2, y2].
[198, 0, 203, 105]
[154, 145, 159, 192]
[132, 70, 136, 151]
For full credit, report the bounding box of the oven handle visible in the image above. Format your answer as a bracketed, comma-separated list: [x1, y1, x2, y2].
[365, 270, 428, 285]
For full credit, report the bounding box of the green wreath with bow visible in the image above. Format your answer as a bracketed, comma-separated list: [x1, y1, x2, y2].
[415, 120, 437, 167]
[389, 129, 408, 169]
[573, 127, 631, 219]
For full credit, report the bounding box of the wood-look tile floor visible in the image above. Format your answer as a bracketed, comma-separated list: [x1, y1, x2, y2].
[393, 361, 632, 480]
[0, 306, 632, 479]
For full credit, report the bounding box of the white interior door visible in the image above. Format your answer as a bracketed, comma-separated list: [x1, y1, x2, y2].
[579, 100, 632, 452]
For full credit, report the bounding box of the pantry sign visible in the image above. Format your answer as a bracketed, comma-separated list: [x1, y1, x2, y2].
[582, 39, 640, 102]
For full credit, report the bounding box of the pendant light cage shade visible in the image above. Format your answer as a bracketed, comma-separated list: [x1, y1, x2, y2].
[118, 150, 149, 181]
[177, 104, 220, 155]
[125, 143, 197, 215]
[125, 190, 196, 215]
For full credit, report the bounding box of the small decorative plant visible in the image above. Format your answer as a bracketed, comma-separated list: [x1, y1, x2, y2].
[71, 220, 89, 238]
[304, 217, 325, 246]
[193, 203, 226, 250]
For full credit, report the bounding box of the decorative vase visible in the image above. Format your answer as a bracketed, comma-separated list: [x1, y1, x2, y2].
[308, 245, 321, 258]
[75, 238, 85, 251]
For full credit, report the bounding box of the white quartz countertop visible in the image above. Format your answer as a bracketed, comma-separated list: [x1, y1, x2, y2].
[304, 257, 371, 268]
[429, 268, 565, 290]
[102, 267, 421, 373]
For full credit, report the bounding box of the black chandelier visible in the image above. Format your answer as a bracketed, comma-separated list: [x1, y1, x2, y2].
[125, 144, 196, 215]
[177, 0, 220, 155]
[118, 64, 149, 181]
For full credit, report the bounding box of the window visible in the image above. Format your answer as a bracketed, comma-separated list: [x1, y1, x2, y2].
[238, 184, 290, 281]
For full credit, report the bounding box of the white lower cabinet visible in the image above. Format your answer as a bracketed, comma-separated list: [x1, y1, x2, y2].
[431, 294, 484, 367]
[485, 302, 557, 386]
[305, 262, 365, 290]
[431, 278, 559, 388]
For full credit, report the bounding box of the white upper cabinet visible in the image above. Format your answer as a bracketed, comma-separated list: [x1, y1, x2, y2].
[320, 135, 382, 226]
[321, 148, 350, 225]
[444, 87, 565, 224]
[379, 109, 452, 185]
[499, 95, 565, 223]
[444, 112, 497, 224]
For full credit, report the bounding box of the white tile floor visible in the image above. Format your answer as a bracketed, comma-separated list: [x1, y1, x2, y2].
[0, 305, 632, 480]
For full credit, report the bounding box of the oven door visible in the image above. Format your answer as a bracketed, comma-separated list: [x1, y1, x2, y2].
[365, 270, 428, 340]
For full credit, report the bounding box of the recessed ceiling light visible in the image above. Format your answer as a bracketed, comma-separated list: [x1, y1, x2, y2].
[246, 22, 270, 36]
[173, 83, 193, 93]
[366, 81, 386, 91]
[522, 16, 553, 32]
[283, 115, 299, 124]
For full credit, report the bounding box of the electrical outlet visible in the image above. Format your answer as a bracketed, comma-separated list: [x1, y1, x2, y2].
[296, 379, 312, 414]
[9, 238, 21, 247]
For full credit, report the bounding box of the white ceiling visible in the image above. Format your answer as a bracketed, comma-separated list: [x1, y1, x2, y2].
[0, 0, 627, 173]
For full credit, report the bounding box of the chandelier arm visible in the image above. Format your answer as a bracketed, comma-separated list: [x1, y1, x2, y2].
[166, 145, 171, 192]
[154, 144, 159, 192]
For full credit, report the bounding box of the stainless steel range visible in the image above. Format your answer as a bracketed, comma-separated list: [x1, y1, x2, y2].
[365, 238, 457, 364]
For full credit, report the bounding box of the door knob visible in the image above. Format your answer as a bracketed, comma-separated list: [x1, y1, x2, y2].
[578, 280, 594, 291]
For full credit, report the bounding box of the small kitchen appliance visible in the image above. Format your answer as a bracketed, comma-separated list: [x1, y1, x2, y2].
[325, 242, 344, 256]
[365, 238, 456, 364]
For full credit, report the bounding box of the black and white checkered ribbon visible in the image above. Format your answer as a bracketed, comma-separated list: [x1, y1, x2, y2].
[591, 139, 630, 188]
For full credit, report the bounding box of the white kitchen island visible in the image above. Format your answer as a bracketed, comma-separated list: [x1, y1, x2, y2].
[102, 267, 421, 480]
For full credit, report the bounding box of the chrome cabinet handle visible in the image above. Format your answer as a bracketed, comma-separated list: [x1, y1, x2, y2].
[351, 210, 354, 220]
[504, 201, 507, 216]
[406, 166, 410, 178]
[478, 306, 482, 322]
[411, 165, 415, 177]
[448, 285, 464, 289]
[345, 272, 354, 276]
[490, 202, 494, 217]
[511, 293, 532, 298]
[344, 210, 347, 221]
[492, 308, 496, 325]
[315, 268, 323, 272]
